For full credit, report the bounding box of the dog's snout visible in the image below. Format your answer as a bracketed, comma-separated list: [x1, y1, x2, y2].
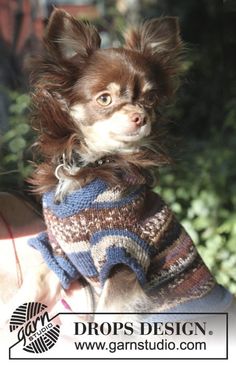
[131, 113, 145, 126]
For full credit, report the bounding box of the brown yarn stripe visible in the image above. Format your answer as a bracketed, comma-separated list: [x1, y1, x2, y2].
[41, 183, 216, 311]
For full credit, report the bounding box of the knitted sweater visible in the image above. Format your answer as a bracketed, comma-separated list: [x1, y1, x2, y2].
[29, 178, 232, 312]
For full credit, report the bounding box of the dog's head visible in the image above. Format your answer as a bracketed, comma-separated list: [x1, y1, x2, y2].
[30, 9, 183, 193]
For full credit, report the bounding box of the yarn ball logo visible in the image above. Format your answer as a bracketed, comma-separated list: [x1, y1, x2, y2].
[9, 302, 60, 353]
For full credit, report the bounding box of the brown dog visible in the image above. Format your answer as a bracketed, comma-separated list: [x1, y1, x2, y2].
[28, 9, 234, 318]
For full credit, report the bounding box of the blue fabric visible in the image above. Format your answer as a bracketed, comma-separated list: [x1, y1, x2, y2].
[42, 178, 145, 218]
[163, 284, 233, 313]
[91, 229, 150, 252]
[28, 232, 80, 289]
[99, 246, 147, 286]
[91, 186, 145, 210]
[42, 179, 108, 218]
[68, 251, 98, 277]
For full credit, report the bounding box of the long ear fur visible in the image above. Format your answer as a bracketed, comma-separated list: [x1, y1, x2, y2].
[45, 8, 101, 60]
[28, 9, 101, 192]
[125, 17, 181, 54]
[124, 17, 183, 88]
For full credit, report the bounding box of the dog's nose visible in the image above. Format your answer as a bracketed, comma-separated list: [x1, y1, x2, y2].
[131, 113, 145, 126]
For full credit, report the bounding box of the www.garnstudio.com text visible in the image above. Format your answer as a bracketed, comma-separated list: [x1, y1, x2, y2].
[74, 339, 206, 353]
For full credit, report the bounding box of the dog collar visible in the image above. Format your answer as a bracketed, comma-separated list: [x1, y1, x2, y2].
[55, 153, 113, 181]
[87, 157, 112, 167]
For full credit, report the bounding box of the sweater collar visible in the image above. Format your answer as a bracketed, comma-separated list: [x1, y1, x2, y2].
[43, 179, 145, 218]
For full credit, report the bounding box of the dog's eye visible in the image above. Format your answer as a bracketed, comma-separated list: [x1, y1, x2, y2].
[96, 93, 112, 106]
[144, 90, 158, 106]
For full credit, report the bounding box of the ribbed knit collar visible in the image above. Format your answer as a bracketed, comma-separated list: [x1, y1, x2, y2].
[43, 179, 146, 218]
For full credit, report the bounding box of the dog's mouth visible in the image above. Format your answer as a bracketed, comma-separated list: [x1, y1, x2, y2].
[111, 122, 151, 143]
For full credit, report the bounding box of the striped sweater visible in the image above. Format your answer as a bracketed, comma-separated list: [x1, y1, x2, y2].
[29, 178, 232, 312]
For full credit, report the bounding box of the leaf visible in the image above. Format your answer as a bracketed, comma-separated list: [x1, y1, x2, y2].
[172, 202, 182, 214]
[227, 238, 236, 253]
[2, 129, 17, 142]
[3, 154, 18, 163]
[193, 216, 210, 230]
[217, 271, 230, 286]
[206, 235, 224, 251]
[15, 123, 30, 135]
[9, 137, 26, 153]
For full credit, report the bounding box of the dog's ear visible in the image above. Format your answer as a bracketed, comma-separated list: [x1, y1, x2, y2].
[124, 17, 181, 56]
[124, 17, 182, 63]
[125, 17, 183, 97]
[45, 8, 101, 60]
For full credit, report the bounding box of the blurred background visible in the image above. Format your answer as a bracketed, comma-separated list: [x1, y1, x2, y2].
[0, 0, 235, 293]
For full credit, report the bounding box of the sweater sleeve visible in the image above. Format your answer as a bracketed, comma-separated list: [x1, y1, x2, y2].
[28, 231, 80, 289]
[90, 229, 151, 287]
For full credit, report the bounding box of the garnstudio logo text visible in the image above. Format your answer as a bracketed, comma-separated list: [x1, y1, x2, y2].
[9, 302, 60, 353]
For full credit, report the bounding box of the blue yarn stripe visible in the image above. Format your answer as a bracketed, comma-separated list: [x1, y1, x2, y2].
[42, 179, 145, 218]
[68, 251, 98, 277]
[42, 179, 108, 218]
[28, 232, 79, 289]
[91, 229, 150, 253]
[55, 256, 79, 279]
[90, 186, 145, 210]
[99, 247, 147, 286]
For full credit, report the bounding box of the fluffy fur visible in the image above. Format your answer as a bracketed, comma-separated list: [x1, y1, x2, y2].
[29, 9, 183, 199]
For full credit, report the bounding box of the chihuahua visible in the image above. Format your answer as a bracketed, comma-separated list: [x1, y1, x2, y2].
[29, 9, 228, 316]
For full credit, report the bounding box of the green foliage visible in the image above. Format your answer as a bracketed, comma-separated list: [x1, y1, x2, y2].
[155, 116, 236, 293]
[145, 0, 236, 294]
[0, 90, 33, 189]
